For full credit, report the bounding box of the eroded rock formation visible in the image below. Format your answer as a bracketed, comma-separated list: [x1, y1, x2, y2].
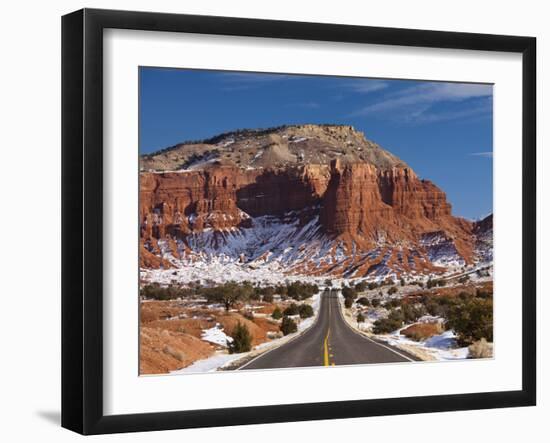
[138, 124, 491, 276]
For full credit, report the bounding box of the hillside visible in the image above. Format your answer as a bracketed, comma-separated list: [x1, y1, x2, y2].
[139, 124, 492, 281]
[140, 124, 407, 172]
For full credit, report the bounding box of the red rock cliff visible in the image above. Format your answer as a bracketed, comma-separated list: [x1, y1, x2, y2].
[138, 125, 480, 269]
[140, 164, 332, 241]
[318, 160, 465, 249]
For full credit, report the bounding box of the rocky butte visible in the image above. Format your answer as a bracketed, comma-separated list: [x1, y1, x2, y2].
[139, 124, 492, 278]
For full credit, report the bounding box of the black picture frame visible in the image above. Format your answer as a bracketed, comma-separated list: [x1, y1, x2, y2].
[61, 8, 536, 435]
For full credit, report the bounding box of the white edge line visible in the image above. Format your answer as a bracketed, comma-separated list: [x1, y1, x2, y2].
[335, 293, 416, 363]
[237, 291, 326, 370]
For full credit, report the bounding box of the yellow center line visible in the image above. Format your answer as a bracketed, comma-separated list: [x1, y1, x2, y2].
[323, 294, 334, 367]
[324, 328, 330, 366]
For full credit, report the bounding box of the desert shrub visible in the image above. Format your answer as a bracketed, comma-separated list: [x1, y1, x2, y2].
[387, 286, 398, 295]
[357, 312, 365, 323]
[280, 316, 298, 335]
[263, 293, 274, 303]
[271, 307, 283, 320]
[283, 303, 299, 316]
[423, 299, 441, 317]
[367, 282, 379, 290]
[400, 278, 406, 287]
[355, 282, 367, 292]
[423, 295, 457, 318]
[468, 338, 493, 358]
[373, 310, 403, 334]
[401, 303, 427, 323]
[298, 304, 314, 319]
[342, 286, 357, 300]
[141, 283, 169, 300]
[357, 297, 370, 306]
[141, 283, 193, 301]
[287, 281, 319, 300]
[458, 275, 470, 284]
[446, 297, 493, 345]
[427, 278, 447, 288]
[476, 288, 492, 299]
[228, 322, 252, 354]
[249, 290, 262, 301]
[344, 297, 354, 309]
[243, 311, 254, 321]
[384, 298, 402, 309]
[324, 279, 333, 287]
[203, 281, 253, 311]
[371, 298, 381, 308]
[275, 284, 288, 297]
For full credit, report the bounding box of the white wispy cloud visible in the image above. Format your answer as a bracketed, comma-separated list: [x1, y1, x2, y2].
[351, 82, 493, 123]
[345, 80, 388, 94]
[407, 99, 493, 124]
[470, 151, 493, 158]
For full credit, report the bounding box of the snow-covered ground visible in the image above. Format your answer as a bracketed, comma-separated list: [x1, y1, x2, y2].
[170, 351, 244, 374]
[169, 291, 323, 374]
[378, 329, 470, 360]
[420, 232, 466, 267]
[347, 310, 470, 360]
[200, 323, 233, 347]
[297, 291, 321, 332]
[141, 206, 493, 286]
[341, 294, 471, 361]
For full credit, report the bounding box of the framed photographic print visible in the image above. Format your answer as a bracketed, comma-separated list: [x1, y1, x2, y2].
[61, 8, 536, 435]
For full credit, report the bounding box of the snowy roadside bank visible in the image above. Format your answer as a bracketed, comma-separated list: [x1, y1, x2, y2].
[337, 293, 470, 361]
[376, 329, 469, 361]
[169, 291, 323, 374]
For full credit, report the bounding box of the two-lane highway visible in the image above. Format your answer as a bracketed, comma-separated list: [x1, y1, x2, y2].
[240, 290, 416, 370]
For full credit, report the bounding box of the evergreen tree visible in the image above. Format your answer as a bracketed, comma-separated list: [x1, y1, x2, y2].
[280, 316, 298, 335]
[271, 306, 283, 319]
[228, 322, 252, 354]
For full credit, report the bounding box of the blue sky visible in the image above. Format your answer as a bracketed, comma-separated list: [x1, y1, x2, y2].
[139, 67, 493, 220]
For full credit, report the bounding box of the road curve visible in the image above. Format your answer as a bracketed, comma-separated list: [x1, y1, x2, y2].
[240, 290, 417, 370]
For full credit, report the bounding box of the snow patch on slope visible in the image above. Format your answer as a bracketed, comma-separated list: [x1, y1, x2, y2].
[142, 209, 487, 284]
[378, 329, 469, 361]
[420, 232, 465, 267]
[201, 323, 233, 347]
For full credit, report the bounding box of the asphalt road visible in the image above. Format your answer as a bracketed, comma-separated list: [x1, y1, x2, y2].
[240, 290, 416, 370]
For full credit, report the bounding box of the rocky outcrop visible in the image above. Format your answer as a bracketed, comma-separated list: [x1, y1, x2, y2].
[140, 166, 253, 240]
[318, 160, 466, 250]
[472, 214, 493, 263]
[140, 164, 332, 241]
[140, 124, 407, 172]
[377, 167, 451, 220]
[139, 125, 489, 275]
[236, 164, 330, 217]
[319, 161, 394, 244]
